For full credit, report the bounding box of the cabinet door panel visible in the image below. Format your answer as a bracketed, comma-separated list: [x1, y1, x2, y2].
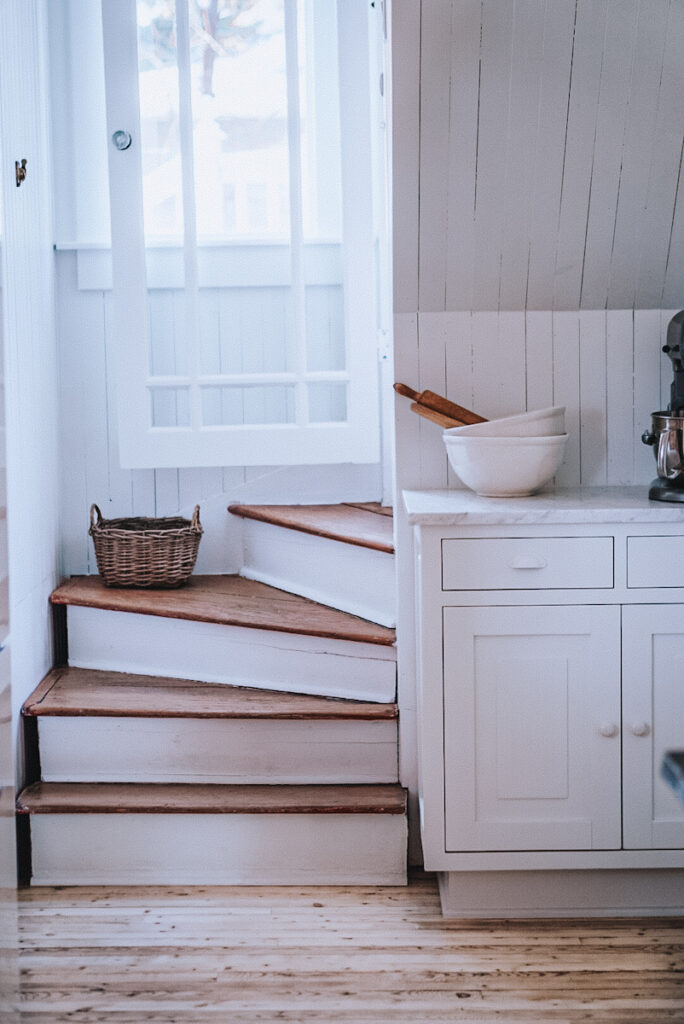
[622, 605, 684, 849]
[443, 605, 621, 852]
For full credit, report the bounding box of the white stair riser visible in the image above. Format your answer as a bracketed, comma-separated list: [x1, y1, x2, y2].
[28, 813, 408, 885]
[240, 520, 396, 627]
[66, 607, 397, 703]
[37, 717, 399, 784]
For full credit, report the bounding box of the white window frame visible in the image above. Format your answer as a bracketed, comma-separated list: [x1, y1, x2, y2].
[101, 0, 380, 469]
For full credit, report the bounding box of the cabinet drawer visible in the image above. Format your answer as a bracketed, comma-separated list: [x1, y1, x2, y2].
[441, 537, 614, 590]
[627, 536, 684, 588]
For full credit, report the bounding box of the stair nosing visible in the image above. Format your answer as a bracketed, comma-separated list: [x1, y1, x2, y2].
[50, 575, 396, 647]
[228, 503, 395, 554]
[22, 667, 399, 721]
[17, 781, 408, 816]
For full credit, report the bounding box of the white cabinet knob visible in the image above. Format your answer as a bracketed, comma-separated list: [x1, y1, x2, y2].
[630, 722, 651, 737]
[599, 723, 619, 738]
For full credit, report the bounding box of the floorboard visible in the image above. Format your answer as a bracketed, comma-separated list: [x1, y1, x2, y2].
[17, 873, 684, 1022]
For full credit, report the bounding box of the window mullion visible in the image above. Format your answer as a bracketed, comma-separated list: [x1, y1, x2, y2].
[175, 0, 201, 432]
[284, 0, 308, 428]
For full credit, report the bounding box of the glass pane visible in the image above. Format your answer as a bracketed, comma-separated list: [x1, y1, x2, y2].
[137, 1, 184, 240]
[150, 387, 191, 427]
[308, 382, 346, 423]
[149, 290, 190, 376]
[192, 0, 290, 241]
[306, 285, 344, 371]
[202, 385, 295, 426]
[298, 0, 342, 241]
[199, 286, 291, 376]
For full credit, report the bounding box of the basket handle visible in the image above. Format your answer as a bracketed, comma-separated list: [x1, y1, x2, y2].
[191, 505, 201, 530]
[90, 504, 103, 530]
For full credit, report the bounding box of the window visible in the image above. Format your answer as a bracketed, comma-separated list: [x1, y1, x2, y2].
[98, 0, 382, 468]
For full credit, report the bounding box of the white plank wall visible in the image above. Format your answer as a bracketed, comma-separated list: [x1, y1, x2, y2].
[401, 309, 674, 494]
[0, 0, 60, 781]
[415, 0, 684, 313]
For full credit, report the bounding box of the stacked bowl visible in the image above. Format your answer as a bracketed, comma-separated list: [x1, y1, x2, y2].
[443, 407, 567, 497]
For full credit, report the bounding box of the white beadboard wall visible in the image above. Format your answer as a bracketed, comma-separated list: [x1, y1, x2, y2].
[0, 0, 60, 783]
[392, 0, 684, 863]
[56, 251, 382, 577]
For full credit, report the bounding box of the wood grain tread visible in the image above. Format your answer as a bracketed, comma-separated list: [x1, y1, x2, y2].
[22, 667, 398, 720]
[50, 575, 396, 647]
[227, 503, 394, 553]
[16, 782, 407, 816]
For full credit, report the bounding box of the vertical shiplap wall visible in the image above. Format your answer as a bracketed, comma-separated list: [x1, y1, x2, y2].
[0, 0, 60, 782]
[414, 0, 684, 314]
[392, 0, 684, 863]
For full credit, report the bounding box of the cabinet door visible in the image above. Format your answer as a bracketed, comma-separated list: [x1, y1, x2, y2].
[443, 605, 621, 851]
[622, 605, 684, 849]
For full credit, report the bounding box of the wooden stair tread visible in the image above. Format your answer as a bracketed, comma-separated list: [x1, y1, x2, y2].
[17, 782, 407, 815]
[227, 503, 394, 553]
[23, 667, 398, 720]
[50, 575, 395, 647]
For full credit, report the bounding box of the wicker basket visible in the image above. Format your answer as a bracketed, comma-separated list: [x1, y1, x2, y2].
[89, 504, 203, 589]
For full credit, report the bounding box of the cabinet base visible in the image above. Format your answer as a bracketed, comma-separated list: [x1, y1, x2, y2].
[438, 869, 684, 918]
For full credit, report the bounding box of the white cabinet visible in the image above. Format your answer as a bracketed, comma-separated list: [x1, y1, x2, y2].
[405, 487, 684, 917]
[622, 605, 684, 849]
[443, 605, 621, 852]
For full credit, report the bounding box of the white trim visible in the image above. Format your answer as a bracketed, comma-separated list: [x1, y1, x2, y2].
[175, 0, 202, 433]
[284, 0, 309, 428]
[101, 0, 152, 455]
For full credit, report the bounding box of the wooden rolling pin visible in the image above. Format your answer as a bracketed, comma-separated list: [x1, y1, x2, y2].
[409, 403, 462, 429]
[394, 382, 488, 427]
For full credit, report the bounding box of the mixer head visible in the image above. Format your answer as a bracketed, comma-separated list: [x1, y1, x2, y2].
[663, 310, 684, 415]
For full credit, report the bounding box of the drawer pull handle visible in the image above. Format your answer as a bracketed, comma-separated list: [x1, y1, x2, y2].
[630, 722, 650, 737]
[599, 723, 619, 738]
[508, 557, 547, 570]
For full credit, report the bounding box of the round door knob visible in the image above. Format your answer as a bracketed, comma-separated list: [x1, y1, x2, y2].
[112, 130, 132, 151]
[599, 723, 619, 738]
[631, 722, 651, 737]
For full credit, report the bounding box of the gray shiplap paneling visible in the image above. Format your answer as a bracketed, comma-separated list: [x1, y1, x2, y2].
[417, 0, 684, 312]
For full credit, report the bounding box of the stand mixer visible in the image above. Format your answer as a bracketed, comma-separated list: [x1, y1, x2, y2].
[642, 309, 684, 501]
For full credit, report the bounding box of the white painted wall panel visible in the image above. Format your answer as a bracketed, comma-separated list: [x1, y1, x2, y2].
[391, 1, 420, 314]
[413, 0, 684, 313]
[525, 0, 577, 311]
[0, 0, 60, 785]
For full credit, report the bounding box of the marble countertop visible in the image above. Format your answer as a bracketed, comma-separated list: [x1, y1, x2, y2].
[403, 486, 684, 525]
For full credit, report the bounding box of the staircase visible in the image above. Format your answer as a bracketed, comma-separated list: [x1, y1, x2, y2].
[17, 503, 407, 886]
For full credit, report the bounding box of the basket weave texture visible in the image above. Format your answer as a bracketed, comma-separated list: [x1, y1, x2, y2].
[89, 504, 203, 589]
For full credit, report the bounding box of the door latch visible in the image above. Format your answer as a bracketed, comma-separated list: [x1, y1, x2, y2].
[15, 159, 27, 187]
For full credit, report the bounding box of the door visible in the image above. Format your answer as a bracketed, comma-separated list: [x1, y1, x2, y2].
[622, 605, 684, 849]
[443, 605, 622, 851]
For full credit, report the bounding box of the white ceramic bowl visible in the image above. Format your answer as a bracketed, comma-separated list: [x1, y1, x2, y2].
[444, 406, 566, 438]
[443, 433, 568, 497]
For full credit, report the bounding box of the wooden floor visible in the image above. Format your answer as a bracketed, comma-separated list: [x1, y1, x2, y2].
[17, 872, 684, 1022]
